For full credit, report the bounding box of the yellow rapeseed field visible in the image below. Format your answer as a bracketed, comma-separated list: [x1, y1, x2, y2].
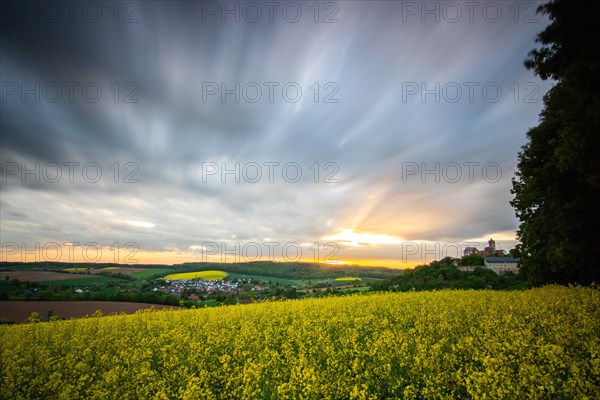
[164, 270, 228, 281]
[1, 286, 598, 399]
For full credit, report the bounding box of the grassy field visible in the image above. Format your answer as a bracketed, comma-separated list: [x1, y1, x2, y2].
[178, 261, 401, 280]
[1, 271, 93, 282]
[295, 277, 378, 287]
[130, 268, 173, 279]
[1, 286, 598, 399]
[337, 286, 371, 292]
[227, 272, 302, 287]
[334, 277, 362, 281]
[42, 276, 125, 286]
[164, 270, 228, 280]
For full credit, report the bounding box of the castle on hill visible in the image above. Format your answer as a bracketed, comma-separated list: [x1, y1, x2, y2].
[461, 238, 520, 274]
[463, 238, 506, 257]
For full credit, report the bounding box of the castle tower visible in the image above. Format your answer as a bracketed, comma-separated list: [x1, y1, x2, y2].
[488, 238, 496, 253]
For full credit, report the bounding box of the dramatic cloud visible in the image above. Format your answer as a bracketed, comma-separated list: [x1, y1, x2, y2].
[0, 1, 552, 266]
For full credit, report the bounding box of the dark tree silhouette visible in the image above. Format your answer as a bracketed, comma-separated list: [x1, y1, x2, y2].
[511, 0, 600, 285]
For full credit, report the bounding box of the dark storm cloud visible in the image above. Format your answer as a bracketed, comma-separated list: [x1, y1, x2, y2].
[1, 1, 552, 264]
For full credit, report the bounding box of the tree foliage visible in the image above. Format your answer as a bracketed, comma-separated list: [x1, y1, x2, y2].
[511, 0, 600, 285]
[459, 253, 484, 266]
[371, 257, 524, 292]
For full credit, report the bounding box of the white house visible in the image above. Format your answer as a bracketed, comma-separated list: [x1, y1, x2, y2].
[483, 257, 520, 275]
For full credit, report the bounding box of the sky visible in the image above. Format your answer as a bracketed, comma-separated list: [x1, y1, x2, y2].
[0, 0, 553, 268]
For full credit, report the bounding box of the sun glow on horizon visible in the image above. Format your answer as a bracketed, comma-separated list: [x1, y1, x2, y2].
[323, 229, 405, 248]
[328, 258, 418, 269]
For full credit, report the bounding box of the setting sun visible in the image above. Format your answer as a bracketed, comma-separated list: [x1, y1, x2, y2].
[323, 229, 405, 247]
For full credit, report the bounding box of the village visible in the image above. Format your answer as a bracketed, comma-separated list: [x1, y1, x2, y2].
[151, 276, 291, 303]
[153, 278, 241, 296]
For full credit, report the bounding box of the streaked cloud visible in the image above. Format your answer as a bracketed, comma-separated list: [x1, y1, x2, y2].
[0, 1, 552, 266]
